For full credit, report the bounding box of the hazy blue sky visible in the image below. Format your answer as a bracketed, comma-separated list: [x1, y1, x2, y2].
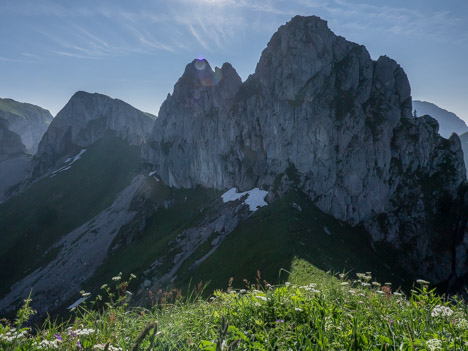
[1, 0, 467, 122]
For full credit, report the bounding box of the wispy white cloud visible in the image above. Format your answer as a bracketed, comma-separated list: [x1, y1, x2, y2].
[0, 55, 36, 63]
[3, 0, 466, 61]
[53, 51, 103, 60]
[188, 24, 210, 50]
[297, 0, 467, 41]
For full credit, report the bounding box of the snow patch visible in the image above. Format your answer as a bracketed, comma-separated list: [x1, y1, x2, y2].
[50, 149, 87, 177]
[221, 187, 268, 212]
[67, 296, 88, 310]
[65, 149, 86, 164]
[148, 170, 160, 181]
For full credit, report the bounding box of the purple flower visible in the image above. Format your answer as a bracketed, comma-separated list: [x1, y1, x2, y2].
[54, 333, 62, 341]
[77, 341, 82, 349]
[276, 319, 284, 323]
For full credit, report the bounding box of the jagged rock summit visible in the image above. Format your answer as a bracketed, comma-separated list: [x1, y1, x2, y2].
[34, 91, 156, 176]
[145, 15, 468, 286]
[145, 59, 242, 188]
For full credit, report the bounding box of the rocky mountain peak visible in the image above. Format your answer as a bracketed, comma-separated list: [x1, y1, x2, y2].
[145, 58, 242, 188]
[160, 59, 241, 114]
[144, 15, 468, 285]
[33, 91, 155, 177]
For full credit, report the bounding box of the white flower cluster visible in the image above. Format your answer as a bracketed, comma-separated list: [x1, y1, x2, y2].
[324, 317, 342, 333]
[426, 338, 442, 351]
[0, 328, 28, 342]
[255, 295, 267, 302]
[356, 273, 372, 282]
[431, 305, 453, 318]
[94, 343, 122, 351]
[74, 328, 96, 336]
[302, 283, 320, 293]
[36, 339, 60, 349]
[456, 318, 468, 331]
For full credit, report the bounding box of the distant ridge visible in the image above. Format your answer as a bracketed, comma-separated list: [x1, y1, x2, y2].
[413, 100, 468, 138]
[0, 98, 53, 154]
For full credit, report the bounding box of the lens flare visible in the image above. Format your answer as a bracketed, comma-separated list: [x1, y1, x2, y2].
[194, 59, 206, 71]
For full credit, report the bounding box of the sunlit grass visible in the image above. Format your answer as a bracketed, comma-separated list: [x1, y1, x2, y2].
[1, 259, 467, 350]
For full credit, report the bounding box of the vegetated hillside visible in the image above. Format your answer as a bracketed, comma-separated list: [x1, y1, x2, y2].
[1, 260, 467, 350]
[413, 100, 468, 138]
[85, 186, 412, 306]
[0, 98, 53, 154]
[0, 134, 141, 300]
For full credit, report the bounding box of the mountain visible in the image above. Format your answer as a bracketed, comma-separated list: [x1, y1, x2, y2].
[145, 15, 467, 284]
[32, 91, 156, 178]
[0, 98, 53, 154]
[0, 119, 31, 203]
[0, 98, 53, 201]
[0, 118, 26, 162]
[413, 100, 468, 138]
[0, 15, 467, 318]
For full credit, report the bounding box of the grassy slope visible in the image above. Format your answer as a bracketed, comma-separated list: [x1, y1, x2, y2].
[0, 135, 140, 295]
[176, 190, 411, 293]
[2, 260, 467, 350]
[86, 186, 411, 301]
[0, 98, 52, 120]
[85, 183, 221, 289]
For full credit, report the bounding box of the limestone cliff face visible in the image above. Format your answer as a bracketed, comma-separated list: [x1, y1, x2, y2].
[0, 98, 53, 154]
[34, 91, 156, 176]
[145, 15, 468, 285]
[145, 60, 242, 188]
[460, 132, 468, 173]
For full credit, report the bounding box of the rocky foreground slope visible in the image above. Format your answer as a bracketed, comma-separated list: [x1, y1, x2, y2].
[0, 15, 467, 317]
